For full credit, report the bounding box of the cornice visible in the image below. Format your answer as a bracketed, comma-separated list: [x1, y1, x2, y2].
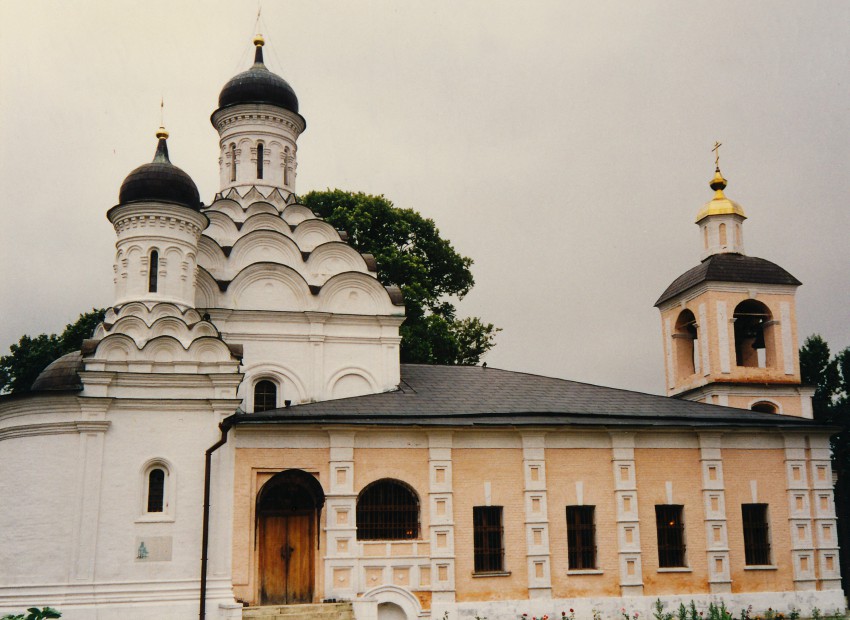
[0, 420, 110, 442]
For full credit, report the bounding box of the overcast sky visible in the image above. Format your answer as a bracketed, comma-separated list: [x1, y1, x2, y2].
[1, 1, 848, 395]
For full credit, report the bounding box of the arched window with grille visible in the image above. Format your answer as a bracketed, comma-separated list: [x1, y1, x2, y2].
[139, 458, 174, 520]
[148, 250, 159, 293]
[253, 379, 277, 412]
[356, 479, 419, 540]
[256, 143, 264, 179]
[230, 143, 237, 182]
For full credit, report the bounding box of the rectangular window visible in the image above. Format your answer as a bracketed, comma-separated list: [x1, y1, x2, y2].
[566, 505, 596, 569]
[655, 505, 686, 568]
[742, 503, 771, 565]
[473, 506, 504, 573]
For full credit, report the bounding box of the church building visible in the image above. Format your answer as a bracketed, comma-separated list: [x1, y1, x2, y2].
[0, 35, 842, 620]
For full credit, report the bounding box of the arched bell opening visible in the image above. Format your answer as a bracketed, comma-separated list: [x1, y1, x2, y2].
[256, 469, 325, 605]
[751, 401, 778, 414]
[673, 309, 699, 380]
[733, 300, 775, 368]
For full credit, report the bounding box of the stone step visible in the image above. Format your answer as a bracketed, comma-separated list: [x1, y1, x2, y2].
[243, 602, 354, 620]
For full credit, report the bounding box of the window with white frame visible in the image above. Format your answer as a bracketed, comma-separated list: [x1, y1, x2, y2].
[140, 460, 174, 520]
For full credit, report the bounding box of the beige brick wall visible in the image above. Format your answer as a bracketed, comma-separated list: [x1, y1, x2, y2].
[635, 448, 710, 595]
[723, 448, 794, 593]
[546, 448, 620, 597]
[452, 448, 528, 602]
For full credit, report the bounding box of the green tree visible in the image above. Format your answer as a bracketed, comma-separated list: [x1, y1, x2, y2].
[800, 334, 850, 591]
[301, 190, 499, 364]
[0, 309, 105, 394]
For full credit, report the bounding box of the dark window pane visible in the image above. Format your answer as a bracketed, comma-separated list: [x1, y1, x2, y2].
[257, 143, 264, 179]
[655, 505, 686, 568]
[567, 505, 596, 569]
[742, 504, 771, 565]
[356, 479, 419, 540]
[149, 250, 158, 293]
[473, 506, 504, 572]
[254, 380, 277, 412]
[147, 468, 165, 512]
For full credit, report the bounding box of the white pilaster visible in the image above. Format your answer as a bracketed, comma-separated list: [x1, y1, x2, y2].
[716, 301, 731, 374]
[611, 432, 643, 596]
[784, 434, 816, 590]
[522, 432, 551, 599]
[325, 430, 357, 600]
[808, 435, 842, 590]
[699, 433, 731, 593]
[429, 431, 456, 604]
[780, 302, 795, 376]
[698, 303, 711, 376]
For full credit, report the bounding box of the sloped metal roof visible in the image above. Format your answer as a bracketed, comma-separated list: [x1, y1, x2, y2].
[231, 364, 818, 430]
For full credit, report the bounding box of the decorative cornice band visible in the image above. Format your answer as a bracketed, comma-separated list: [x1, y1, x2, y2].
[0, 420, 110, 442]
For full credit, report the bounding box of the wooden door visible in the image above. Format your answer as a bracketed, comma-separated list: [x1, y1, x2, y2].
[259, 513, 314, 604]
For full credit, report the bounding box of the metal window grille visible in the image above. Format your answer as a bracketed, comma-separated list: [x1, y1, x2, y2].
[148, 250, 158, 293]
[473, 506, 504, 573]
[742, 503, 771, 565]
[147, 468, 165, 512]
[655, 505, 686, 567]
[356, 479, 419, 540]
[566, 505, 596, 569]
[253, 380, 277, 413]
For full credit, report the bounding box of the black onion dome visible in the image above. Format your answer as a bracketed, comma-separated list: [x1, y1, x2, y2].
[217, 39, 299, 114]
[118, 132, 201, 210]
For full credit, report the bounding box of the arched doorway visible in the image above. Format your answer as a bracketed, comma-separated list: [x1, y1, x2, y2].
[256, 469, 325, 605]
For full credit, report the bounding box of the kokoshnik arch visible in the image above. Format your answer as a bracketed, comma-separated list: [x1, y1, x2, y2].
[0, 32, 840, 620]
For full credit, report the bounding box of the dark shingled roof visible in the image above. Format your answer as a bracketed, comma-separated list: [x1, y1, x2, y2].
[118, 137, 201, 210]
[655, 253, 801, 306]
[231, 364, 819, 430]
[216, 45, 299, 115]
[31, 351, 83, 392]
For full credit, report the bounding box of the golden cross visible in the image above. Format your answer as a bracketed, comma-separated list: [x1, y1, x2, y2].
[160, 97, 165, 126]
[712, 141, 722, 168]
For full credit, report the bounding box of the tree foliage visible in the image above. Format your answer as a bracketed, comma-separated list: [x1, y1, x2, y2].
[301, 190, 499, 364]
[0, 309, 105, 394]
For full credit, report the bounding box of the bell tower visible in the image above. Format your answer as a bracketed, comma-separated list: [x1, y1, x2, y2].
[655, 152, 814, 417]
[210, 35, 306, 196]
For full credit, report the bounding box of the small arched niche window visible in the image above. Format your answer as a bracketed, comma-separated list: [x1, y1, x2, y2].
[230, 143, 237, 182]
[751, 401, 778, 414]
[673, 309, 698, 380]
[283, 146, 290, 185]
[256, 142, 264, 179]
[253, 379, 278, 412]
[719, 223, 728, 247]
[148, 250, 159, 293]
[733, 300, 774, 368]
[357, 478, 420, 540]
